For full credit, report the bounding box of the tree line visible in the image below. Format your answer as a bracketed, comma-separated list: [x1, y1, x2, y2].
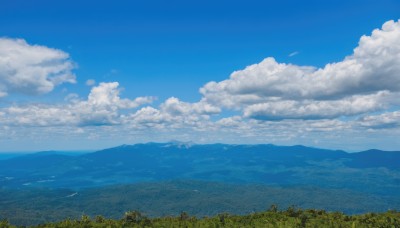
[1, 205, 399, 227]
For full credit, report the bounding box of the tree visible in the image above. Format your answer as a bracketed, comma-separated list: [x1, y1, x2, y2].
[269, 204, 278, 213]
[124, 210, 143, 224]
[179, 211, 190, 221]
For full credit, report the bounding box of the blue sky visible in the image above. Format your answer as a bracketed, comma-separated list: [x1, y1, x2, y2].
[1, 0, 400, 151]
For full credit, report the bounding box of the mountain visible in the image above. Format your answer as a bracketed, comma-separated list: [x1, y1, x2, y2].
[1, 142, 400, 225]
[345, 149, 400, 169]
[0, 142, 399, 193]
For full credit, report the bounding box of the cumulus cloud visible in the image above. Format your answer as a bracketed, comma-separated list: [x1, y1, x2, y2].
[0, 82, 153, 127]
[0, 38, 76, 97]
[200, 20, 400, 120]
[160, 97, 221, 116]
[127, 97, 220, 130]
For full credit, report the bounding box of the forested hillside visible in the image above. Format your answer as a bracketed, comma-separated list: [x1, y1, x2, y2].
[1, 180, 399, 226]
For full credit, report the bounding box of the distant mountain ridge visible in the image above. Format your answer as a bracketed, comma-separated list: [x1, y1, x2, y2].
[0, 142, 399, 192]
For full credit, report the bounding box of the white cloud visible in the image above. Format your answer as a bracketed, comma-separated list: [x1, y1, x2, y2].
[243, 91, 392, 120]
[0, 38, 76, 97]
[86, 79, 96, 86]
[161, 97, 220, 115]
[0, 82, 153, 127]
[200, 20, 400, 120]
[358, 111, 400, 129]
[127, 97, 220, 130]
[288, 51, 299, 57]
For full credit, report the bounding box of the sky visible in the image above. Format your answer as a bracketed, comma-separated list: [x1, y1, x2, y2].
[1, 0, 400, 152]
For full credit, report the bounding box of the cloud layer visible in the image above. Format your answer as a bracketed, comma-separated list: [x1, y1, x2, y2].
[1, 20, 400, 150]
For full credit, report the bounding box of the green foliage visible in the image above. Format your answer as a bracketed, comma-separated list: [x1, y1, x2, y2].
[1, 208, 399, 228]
[124, 211, 143, 224]
[0, 219, 14, 228]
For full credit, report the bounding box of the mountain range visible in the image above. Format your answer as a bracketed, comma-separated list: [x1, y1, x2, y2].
[1, 142, 399, 190]
[1, 142, 400, 225]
